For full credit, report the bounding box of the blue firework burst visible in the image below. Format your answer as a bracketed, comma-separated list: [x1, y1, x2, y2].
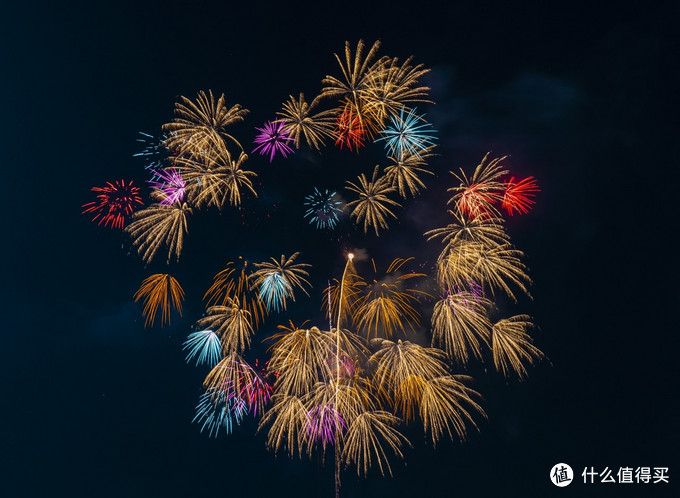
[133, 132, 172, 181]
[193, 388, 248, 438]
[258, 272, 293, 312]
[183, 329, 222, 366]
[375, 107, 437, 160]
[304, 188, 343, 229]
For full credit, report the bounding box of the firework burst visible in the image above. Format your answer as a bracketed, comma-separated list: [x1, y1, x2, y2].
[82, 180, 143, 229]
[163, 90, 248, 155]
[502, 176, 540, 215]
[376, 106, 437, 160]
[147, 167, 186, 206]
[304, 188, 343, 230]
[252, 120, 295, 162]
[277, 93, 336, 150]
[345, 166, 401, 236]
[251, 253, 312, 312]
[183, 329, 222, 366]
[133, 274, 184, 328]
[125, 203, 191, 265]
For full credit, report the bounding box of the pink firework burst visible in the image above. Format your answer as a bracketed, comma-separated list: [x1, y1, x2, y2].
[82, 179, 144, 228]
[252, 120, 295, 162]
[148, 167, 186, 206]
[234, 358, 273, 417]
[305, 403, 346, 447]
[502, 176, 539, 215]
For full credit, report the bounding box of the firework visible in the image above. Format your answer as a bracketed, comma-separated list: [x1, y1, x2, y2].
[470, 241, 531, 302]
[502, 176, 539, 216]
[305, 403, 347, 447]
[304, 188, 343, 230]
[383, 147, 435, 198]
[252, 120, 295, 162]
[259, 394, 309, 458]
[133, 274, 184, 328]
[240, 367, 274, 417]
[353, 258, 429, 339]
[448, 153, 508, 220]
[342, 411, 409, 477]
[417, 375, 485, 445]
[321, 39, 382, 104]
[162, 90, 248, 155]
[345, 166, 401, 236]
[196, 299, 254, 355]
[147, 167, 186, 206]
[277, 93, 336, 150]
[431, 292, 493, 364]
[375, 106, 437, 161]
[82, 179, 143, 229]
[193, 388, 247, 437]
[491, 315, 543, 379]
[203, 258, 267, 329]
[370, 339, 449, 420]
[176, 142, 257, 209]
[125, 203, 191, 265]
[183, 329, 222, 366]
[251, 253, 312, 312]
[204, 353, 261, 406]
[268, 324, 335, 396]
[363, 56, 432, 122]
[334, 103, 367, 150]
[425, 209, 509, 249]
[134, 132, 172, 178]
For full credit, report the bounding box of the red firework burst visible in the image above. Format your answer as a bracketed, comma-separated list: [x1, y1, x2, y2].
[502, 176, 539, 215]
[334, 107, 366, 151]
[82, 179, 144, 228]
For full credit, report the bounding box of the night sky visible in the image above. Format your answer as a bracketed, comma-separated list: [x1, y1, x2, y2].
[2, 1, 678, 497]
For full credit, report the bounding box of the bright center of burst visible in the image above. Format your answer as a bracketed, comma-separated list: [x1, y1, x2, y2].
[348, 253, 354, 261]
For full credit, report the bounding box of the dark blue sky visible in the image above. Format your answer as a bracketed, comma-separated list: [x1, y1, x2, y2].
[1, 1, 678, 497]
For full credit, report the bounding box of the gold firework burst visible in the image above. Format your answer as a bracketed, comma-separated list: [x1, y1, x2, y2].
[277, 93, 336, 150]
[491, 315, 544, 379]
[162, 90, 248, 155]
[431, 293, 493, 364]
[346, 166, 401, 236]
[203, 259, 267, 328]
[383, 147, 435, 198]
[196, 299, 254, 355]
[133, 273, 184, 328]
[125, 202, 191, 265]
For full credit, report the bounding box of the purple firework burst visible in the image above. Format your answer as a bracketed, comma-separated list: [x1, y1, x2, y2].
[252, 120, 295, 162]
[305, 403, 346, 447]
[148, 167, 186, 206]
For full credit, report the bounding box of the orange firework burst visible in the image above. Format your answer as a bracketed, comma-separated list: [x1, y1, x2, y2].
[133, 274, 185, 328]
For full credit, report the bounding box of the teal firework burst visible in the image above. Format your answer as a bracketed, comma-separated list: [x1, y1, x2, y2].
[183, 330, 222, 366]
[258, 272, 293, 312]
[193, 388, 248, 437]
[304, 188, 343, 229]
[375, 106, 436, 160]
